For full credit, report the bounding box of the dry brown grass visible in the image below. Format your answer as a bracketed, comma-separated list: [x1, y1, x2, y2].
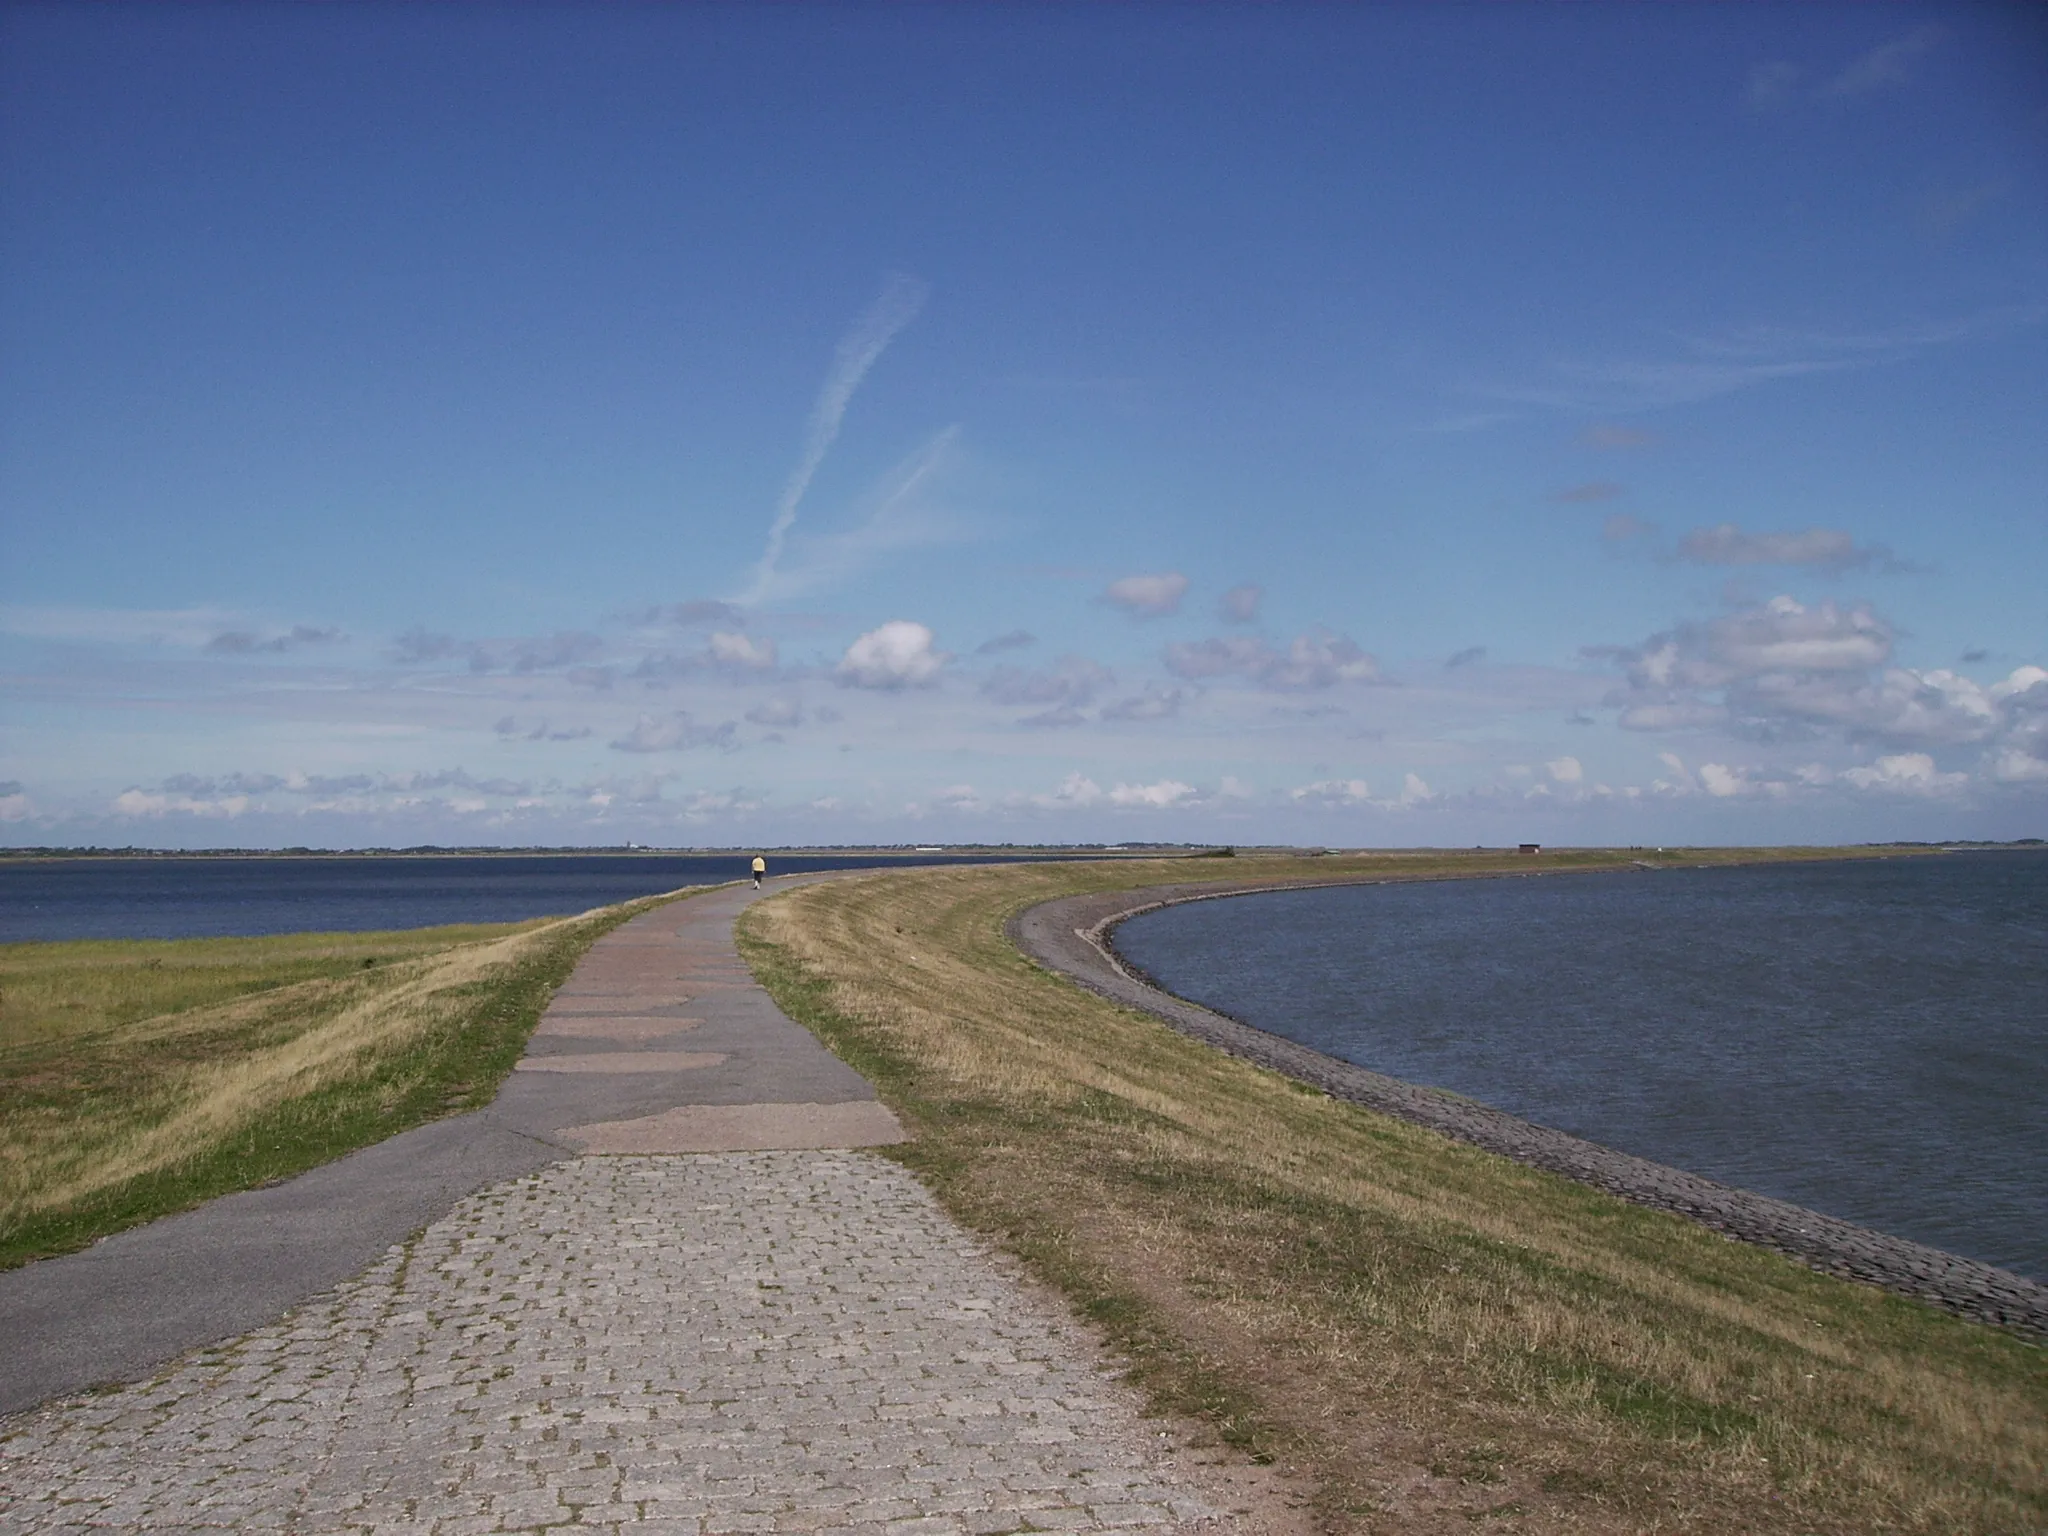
[1, 893, 688, 1265]
[739, 853, 2046, 1535]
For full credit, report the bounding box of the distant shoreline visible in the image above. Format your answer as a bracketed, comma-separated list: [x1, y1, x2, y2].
[5, 839, 2038, 864]
[0, 845, 1199, 863]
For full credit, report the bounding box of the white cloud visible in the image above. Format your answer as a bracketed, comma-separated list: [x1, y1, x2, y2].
[1655, 751, 1699, 794]
[678, 788, 763, 819]
[1989, 748, 2048, 785]
[1739, 666, 2000, 745]
[1603, 604, 2048, 796]
[1290, 778, 1371, 805]
[1698, 762, 1747, 798]
[1603, 595, 1894, 727]
[836, 620, 948, 690]
[708, 631, 778, 671]
[1546, 756, 1583, 784]
[112, 789, 250, 818]
[1032, 772, 1102, 808]
[1218, 583, 1262, 624]
[1841, 753, 1969, 795]
[0, 787, 32, 821]
[1165, 629, 1379, 691]
[1104, 572, 1189, 618]
[1108, 779, 1197, 809]
[1390, 773, 1435, 808]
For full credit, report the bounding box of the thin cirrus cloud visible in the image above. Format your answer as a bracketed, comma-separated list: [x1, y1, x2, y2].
[0, 604, 243, 648]
[1552, 481, 1624, 505]
[1489, 306, 2044, 416]
[745, 426, 972, 608]
[1675, 523, 1913, 575]
[1579, 423, 1655, 450]
[1103, 572, 1189, 618]
[1824, 26, 1944, 97]
[1745, 26, 1942, 114]
[741, 272, 929, 606]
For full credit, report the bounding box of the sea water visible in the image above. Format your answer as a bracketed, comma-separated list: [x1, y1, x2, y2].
[1112, 852, 2048, 1281]
[0, 851, 1050, 944]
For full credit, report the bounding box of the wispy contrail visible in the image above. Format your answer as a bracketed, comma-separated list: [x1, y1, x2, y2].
[742, 274, 928, 604]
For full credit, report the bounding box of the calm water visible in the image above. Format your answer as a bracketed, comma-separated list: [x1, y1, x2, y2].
[1113, 853, 2048, 1281]
[0, 852, 1050, 943]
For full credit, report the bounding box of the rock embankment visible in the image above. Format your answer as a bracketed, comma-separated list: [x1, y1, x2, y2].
[1009, 879, 2048, 1339]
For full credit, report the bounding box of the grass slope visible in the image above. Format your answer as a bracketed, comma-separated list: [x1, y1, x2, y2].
[738, 852, 2045, 1536]
[0, 890, 688, 1268]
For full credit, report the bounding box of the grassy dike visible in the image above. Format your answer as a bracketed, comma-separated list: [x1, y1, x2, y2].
[0, 888, 692, 1269]
[736, 850, 2046, 1536]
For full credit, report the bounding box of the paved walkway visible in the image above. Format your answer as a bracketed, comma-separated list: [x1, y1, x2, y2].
[0, 883, 1244, 1534]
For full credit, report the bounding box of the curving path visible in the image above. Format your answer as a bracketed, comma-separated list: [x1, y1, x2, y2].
[0, 880, 1261, 1535]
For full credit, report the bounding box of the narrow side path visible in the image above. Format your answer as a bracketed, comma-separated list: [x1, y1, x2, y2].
[1, 880, 1257, 1534]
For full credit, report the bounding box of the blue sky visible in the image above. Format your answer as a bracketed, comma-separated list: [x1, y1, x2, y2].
[2, 4, 2044, 848]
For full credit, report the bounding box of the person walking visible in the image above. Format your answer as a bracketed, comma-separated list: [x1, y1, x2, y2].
[750, 853, 766, 890]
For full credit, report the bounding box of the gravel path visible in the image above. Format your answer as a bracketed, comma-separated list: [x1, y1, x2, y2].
[1008, 877, 2048, 1339]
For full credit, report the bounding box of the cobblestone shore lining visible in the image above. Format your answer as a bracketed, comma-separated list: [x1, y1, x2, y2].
[1007, 878, 2048, 1339]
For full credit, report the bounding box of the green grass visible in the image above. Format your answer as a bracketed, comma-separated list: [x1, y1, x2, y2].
[0, 891, 690, 1268]
[739, 853, 2045, 1535]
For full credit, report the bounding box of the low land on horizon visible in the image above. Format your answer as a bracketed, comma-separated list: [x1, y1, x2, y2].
[3, 838, 2042, 862]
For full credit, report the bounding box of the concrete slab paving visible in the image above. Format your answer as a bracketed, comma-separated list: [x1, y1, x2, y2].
[0, 877, 1256, 1532]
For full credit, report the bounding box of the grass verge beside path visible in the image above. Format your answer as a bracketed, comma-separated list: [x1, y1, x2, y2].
[0, 888, 691, 1269]
[738, 850, 2046, 1536]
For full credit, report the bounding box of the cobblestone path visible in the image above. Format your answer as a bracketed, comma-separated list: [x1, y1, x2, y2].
[0, 1154, 1222, 1535]
[1, 882, 1244, 1535]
